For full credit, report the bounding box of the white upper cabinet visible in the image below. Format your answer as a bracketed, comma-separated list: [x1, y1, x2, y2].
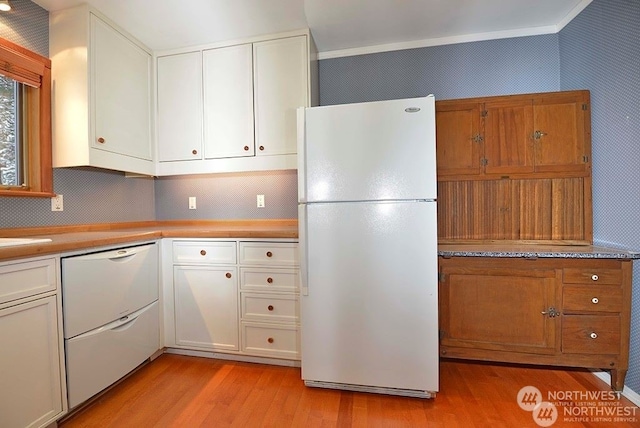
[254, 36, 308, 156]
[156, 31, 317, 176]
[203, 44, 255, 159]
[157, 52, 203, 162]
[50, 5, 154, 175]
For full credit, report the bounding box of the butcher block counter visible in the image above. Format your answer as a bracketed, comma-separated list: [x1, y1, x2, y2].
[0, 220, 298, 262]
[437, 242, 638, 392]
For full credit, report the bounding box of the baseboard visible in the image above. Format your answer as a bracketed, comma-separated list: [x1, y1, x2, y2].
[592, 371, 640, 406]
[164, 347, 301, 368]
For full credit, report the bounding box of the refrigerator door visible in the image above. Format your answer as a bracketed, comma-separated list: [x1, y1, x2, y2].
[298, 96, 436, 203]
[299, 200, 438, 393]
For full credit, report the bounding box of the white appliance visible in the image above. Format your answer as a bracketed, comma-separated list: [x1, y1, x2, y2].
[297, 95, 438, 398]
[62, 243, 159, 408]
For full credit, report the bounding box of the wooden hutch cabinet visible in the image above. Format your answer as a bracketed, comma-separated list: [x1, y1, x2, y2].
[435, 89, 637, 392]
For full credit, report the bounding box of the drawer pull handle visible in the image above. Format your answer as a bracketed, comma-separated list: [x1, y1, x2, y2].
[225, 272, 232, 279]
[192, 149, 198, 155]
[591, 297, 599, 304]
[268, 305, 274, 311]
[267, 337, 274, 344]
[591, 274, 599, 281]
[200, 250, 207, 256]
[590, 332, 598, 339]
[259, 145, 265, 151]
[244, 146, 249, 151]
[266, 251, 273, 258]
[97, 137, 105, 144]
[267, 277, 273, 284]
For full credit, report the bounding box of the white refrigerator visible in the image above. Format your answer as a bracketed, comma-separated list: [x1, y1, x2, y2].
[297, 95, 439, 398]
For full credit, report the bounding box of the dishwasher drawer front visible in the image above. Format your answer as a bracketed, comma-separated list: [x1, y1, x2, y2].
[65, 301, 159, 409]
[62, 243, 159, 339]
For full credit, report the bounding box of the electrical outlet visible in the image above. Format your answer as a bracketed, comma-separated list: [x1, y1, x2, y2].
[257, 194, 265, 208]
[51, 194, 63, 211]
[189, 197, 197, 210]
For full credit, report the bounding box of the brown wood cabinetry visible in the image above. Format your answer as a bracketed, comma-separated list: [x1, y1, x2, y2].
[438, 256, 632, 391]
[435, 90, 592, 243]
[436, 90, 591, 179]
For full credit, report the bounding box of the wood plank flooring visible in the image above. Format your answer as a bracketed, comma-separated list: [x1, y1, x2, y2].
[60, 354, 639, 427]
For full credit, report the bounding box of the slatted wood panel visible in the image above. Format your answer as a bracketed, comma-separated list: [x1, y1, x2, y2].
[438, 177, 589, 242]
[59, 354, 639, 427]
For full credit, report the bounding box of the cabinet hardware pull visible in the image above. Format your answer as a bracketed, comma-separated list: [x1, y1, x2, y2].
[200, 250, 206, 256]
[541, 307, 559, 318]
[533, 130, 548, 139]
[244, 146, 249, 151]
[192, 149, 198, 155]
[225, 272, 232, 279]
[591, 297, 599, 304]
[267, 277, 273, 284]
[268, 305, 274, 311]
[591, 274, 599, 281]
[259, 146, 265, 151]
[590, 332, 598, 339]
[97, 137, 105, 144]
[267, 337, 274, 344]
[266, 251, 273, 258]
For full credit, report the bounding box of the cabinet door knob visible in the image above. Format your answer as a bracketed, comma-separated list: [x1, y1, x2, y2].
[541, 307, 559, 318]
[267, 337, 274, 344]
[590, 332, 598, 339]
[591, 274, 599, 281]
[97, 137, 105, 144]
[266, 277, 273, 284]
[591, 297, 599, 304]
[192, 149, 198, 155]
[200, 250, 206, 256]
[259, 145, 265, 151]
[267, 305, 274, 311]
[244, 146, 249, 151]
[225, 272, 232, 279]
[266, 251, 273, 258]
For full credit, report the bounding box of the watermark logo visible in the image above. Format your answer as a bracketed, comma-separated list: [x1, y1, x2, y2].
[517, 386, 557, 426]
[517, 385, 638, 426]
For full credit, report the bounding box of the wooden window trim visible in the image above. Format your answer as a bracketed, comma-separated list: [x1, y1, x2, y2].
[0, 37, 53, 198]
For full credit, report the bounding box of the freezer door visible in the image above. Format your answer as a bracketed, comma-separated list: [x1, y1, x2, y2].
[299, 201, 438, 392]
[298, 96, 436, 203]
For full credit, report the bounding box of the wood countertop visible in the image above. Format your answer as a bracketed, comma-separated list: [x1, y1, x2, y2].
[0, 220, 298, 262]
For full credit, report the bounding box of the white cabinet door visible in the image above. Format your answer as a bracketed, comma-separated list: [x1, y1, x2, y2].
[254, 36, 308, 156]
[157, 52, 203, 162]
[174, 266, 239, 351]
[92, 14, 152, 161]
[203, 44, 254, 159]
[0, 296, 64, 428]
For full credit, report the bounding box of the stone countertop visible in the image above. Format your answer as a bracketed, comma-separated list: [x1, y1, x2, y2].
[438, 243, 640, 259]
[0, 220, 298, 262]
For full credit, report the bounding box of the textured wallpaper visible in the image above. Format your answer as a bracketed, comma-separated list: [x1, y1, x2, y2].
[559, 0, 640, 395]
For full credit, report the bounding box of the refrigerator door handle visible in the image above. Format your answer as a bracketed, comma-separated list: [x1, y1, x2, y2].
[298, 204, 309, 296]
[297, 107, 307, 203]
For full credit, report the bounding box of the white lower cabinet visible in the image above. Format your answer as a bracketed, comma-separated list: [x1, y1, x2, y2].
[0, 258, 65, 428]
[167, 239, 300, 361]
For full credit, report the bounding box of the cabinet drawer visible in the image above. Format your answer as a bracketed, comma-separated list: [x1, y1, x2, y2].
[563, 286, 622, 313]
[173, 241, 237, 264]
[563, 268, 621, 285]
[241, 322, 299, 359]
[240, 268, 299, 292]
[239, 242, 298, 266]
[241, 293, 299, 323]
[0, 258, 57, 305]
[561, 315, 620, 355]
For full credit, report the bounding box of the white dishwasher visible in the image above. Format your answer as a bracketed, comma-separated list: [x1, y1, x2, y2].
[62, 243, 159, 409]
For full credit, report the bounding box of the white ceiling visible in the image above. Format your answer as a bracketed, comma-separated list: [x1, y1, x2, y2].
[31, 0, 592, 58]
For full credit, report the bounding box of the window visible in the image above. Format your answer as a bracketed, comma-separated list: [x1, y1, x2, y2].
[0, 36, 53, 197]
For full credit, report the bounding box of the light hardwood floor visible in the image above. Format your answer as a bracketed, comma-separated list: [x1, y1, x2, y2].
[60, 354, 638, 427]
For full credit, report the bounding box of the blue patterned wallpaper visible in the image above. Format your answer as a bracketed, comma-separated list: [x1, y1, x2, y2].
[319, 35, 560, 105]
[559, 0, 640, 395]
[0, 0, 48, 56]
